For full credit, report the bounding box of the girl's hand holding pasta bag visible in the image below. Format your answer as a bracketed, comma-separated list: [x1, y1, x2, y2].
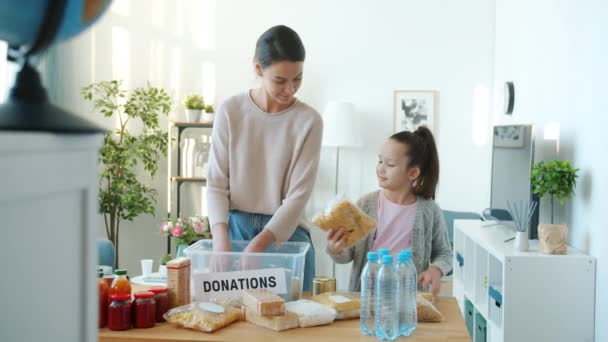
[313, 197, 376, 252]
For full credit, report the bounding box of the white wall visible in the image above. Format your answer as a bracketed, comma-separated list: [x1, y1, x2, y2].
[41, 0, 495, 285]
[493, 0, 608, 339]
[13, 0, 603, 337]
[43, 0, 222, 274]
[213, 0, 496, 282]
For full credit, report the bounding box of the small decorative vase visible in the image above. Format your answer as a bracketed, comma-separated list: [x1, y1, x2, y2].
[539, 223, 568, 254]
[514, 231, 529, 252]
[176, 243, 188, 258]
[158, 265, 167, 277]
[185, 109, 202, 122]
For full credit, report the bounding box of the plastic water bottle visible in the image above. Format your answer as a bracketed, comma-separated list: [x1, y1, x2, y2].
[375, 255, 399, 340]
[378, 248, 390, 259]
[396, 250, 417, 336]
[360, 252, 380, 335]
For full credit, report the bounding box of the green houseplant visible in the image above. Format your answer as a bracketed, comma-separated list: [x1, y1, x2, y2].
[531, 160, 579, 254]
[531, 160, 579, 224]
[159, 254, 173, 277]
[183, 94, 205, 122]
[202, 104, 215, 122]
[81, 80, 171, 267]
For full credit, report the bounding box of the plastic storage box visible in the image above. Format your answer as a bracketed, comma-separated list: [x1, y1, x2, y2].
[464, 298, 474, 337]
[475, 311, 487, 342]
[184, 240, 310, 301]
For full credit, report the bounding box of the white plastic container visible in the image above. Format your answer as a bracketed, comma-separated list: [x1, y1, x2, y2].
[184, 240, 310, 301]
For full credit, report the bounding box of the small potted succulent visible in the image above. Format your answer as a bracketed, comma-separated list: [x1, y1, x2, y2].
[183, 94, 205, 122]
[203, 104, 215, 122]
[159, 254, 173, 277]
[531, 160, 579, 254]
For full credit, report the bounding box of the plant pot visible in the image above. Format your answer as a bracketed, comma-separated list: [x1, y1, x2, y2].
[158, 265, 167, 277]
[202, 112, 214, 122]
[514, 231, 529, 252]
[185, 109, 202, 122]
[539, 223, 568, 254]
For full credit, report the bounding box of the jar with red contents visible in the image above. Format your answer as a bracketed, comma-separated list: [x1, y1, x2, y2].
[108, 293, 131, 331]
[148, 287, 169, 322]
[132, 291, 156, 328]
[98, 270, 109, 328]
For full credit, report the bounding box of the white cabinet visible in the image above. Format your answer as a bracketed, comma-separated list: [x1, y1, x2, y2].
[0, 132, 102, 342]
[453, 220, 595, 342]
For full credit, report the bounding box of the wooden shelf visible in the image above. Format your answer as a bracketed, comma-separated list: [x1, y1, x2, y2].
[170, 176, 207, 183]
[170, 121, 213, 128]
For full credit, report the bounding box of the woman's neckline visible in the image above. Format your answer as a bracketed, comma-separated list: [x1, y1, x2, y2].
[248, 89, 298, 115]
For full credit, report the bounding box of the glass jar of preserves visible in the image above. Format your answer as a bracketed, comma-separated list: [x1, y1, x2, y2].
[132, 291, 156, 329]
[108, 293, 131, 331]
[98, 270, 109, 328]
[149, 287, 169, 322]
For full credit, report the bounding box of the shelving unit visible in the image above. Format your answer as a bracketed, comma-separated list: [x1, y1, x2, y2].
[453, 220, 596, 342]
[166, 120, 213, 254]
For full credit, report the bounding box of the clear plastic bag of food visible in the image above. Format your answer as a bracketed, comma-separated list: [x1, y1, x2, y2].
[285, 299, 337, 327]
[310, 291, 360, 319]
[242, 288, 285, 317]
[163, 301, 241, 332]
[312, 197, 376, 248]
[242, 306, 299, 331]
[417, 293, 443, 322]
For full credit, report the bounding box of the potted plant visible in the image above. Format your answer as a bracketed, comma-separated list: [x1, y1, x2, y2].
[203, 104, 215, 122]
[183, 94, 205, 122]
[531, 160, 579, 254]
[159, 254, 173, 277]
[161, 216, 211, 257]
[81, 80, 171, 267]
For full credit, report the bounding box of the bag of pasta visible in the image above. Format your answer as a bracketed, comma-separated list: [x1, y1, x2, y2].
[313, 198, 376, 248]
[310, 291, 360, 320]
[164, 301, 241, 332]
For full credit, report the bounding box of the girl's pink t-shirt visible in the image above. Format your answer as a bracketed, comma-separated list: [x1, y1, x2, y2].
[371, 191, 417, 255]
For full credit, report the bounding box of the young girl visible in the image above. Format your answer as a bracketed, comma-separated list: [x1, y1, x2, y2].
[326, 126, 452, 296]
[206, 25, 322, 291]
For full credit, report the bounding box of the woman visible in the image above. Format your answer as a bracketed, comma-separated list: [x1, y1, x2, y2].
[206, 25, 323, 291]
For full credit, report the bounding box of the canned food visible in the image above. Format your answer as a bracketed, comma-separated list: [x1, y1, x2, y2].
[312, 276, 336, 296]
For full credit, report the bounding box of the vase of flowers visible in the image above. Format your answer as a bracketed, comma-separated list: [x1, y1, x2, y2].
[161, 216, 211, 257]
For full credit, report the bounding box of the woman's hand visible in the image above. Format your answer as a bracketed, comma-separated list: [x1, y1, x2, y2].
[244, 229, 276, 253]
[327, 228, 348, 255]
[239, 229, 276, 270]
[418, 265, 443, 297]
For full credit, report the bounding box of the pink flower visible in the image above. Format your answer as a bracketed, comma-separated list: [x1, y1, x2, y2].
[171, 225, 183, 237]
[193, 222, 203, 233]
[160, 223, 169, 233]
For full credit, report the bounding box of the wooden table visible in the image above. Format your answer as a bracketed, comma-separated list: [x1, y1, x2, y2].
[99, 285, 470, 342]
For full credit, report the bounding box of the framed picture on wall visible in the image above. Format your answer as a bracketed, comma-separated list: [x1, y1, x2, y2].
[393, 90, 438, 133]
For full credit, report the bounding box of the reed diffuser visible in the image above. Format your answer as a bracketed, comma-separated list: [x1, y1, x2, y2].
[506, 200, 538, 252]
